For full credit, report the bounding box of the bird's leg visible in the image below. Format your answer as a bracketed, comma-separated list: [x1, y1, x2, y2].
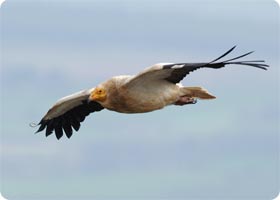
[174, 96, 197, 106]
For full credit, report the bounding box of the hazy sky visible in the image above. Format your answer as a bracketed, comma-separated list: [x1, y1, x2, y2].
[1, 0, 279, 199]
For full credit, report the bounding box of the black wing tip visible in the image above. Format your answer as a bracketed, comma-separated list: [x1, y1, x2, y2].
[34, 100, 104, 140]
[36, 117, 83, 140]
[224, 60, 269, 70]
[56, 134, 63, 140]
[34, 117, 71, 139]
[34, 119, 47, 134]
[231, 45, 237, 50]
[227, 45, 238, 52]
[209, 46, 269, 70]
[209, 45, 237, 63]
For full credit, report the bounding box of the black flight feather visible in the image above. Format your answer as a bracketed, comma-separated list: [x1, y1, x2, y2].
[36, 100, 104, 139]
[163, 46, 269, 84]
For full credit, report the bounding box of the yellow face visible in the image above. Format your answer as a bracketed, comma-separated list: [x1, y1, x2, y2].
[89, 88, 107, 102]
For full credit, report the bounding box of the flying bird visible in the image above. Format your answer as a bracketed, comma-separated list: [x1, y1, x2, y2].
[34, 46, 269, 139]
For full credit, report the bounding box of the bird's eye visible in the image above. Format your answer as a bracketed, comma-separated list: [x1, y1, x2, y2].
[98, 90, 102, 93]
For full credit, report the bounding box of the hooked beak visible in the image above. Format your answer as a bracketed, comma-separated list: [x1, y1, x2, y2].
[88, 89, 107, 102]
[88, 92, 97, 103]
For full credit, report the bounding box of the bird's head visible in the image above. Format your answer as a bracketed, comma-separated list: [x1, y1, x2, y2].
[89, 87, 107, 102]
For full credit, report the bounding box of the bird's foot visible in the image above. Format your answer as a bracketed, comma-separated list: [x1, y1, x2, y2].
[174, 96, 197, 106]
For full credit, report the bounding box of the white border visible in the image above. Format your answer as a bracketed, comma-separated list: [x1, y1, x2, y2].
[272, 3, 280, 197]
[0, 0, 5, 8]
[1, 1, 6, 199]
[275, 0, 280, 7]
[274, 193, 280, 200]
[0, 193, 7, 200]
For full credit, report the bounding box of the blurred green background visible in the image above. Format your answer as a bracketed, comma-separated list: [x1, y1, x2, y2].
[1, 0, 279, 199]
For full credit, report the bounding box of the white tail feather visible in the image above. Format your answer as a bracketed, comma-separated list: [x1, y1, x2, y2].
[180, 87, 216, 99]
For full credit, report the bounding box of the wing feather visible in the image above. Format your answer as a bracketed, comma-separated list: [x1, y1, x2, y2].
[36, 89, 104, 139]
[126, 46, 269, 86]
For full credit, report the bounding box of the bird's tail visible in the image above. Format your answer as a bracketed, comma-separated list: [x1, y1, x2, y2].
[180, 87, 216, 99]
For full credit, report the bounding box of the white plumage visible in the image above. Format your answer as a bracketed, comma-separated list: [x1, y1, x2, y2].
[35, 46, 268, 139]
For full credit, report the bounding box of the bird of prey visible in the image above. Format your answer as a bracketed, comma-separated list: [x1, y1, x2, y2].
[34, 46, 268, 139]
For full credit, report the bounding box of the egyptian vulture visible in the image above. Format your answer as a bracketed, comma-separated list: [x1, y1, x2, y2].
[34, 46, 268, 139]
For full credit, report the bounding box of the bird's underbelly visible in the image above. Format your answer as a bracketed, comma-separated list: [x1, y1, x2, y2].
[107, 84, 180, 113]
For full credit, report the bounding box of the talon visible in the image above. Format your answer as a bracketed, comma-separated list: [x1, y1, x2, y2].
[174, 96, 197, 105]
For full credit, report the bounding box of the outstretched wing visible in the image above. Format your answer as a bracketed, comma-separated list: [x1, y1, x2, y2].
[35, 89, 104, 139]
[126, 46, 269, 87]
